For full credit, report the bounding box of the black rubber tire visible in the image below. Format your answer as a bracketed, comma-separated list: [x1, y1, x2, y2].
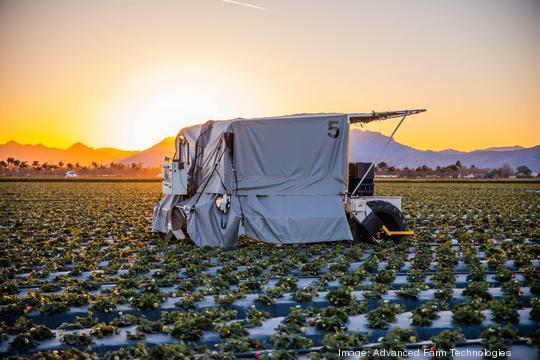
[348, 216, 365, 243]
[348, 201, 408, 243]
[366, 200, 408, 243]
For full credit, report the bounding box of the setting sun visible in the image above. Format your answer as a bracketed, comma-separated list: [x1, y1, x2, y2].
[93, 67, 263, 150]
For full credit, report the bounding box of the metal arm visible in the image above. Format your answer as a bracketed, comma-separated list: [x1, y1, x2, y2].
[348, 109, 425, 125]
[350, 114, 409, 196]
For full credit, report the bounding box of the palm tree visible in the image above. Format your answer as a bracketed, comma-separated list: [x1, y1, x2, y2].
[6, 157, 15, 167]
[32, 160, 41, 171]
[19, 161, 28, 169]
[377, 162, 388, 171]
[58, 161, 64, 168]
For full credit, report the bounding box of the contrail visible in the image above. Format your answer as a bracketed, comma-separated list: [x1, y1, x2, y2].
[221, 0, 271, 11]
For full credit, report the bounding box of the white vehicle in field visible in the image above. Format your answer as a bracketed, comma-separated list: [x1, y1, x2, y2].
[153, 110, 426, 247]
[65, 171, 77, 178]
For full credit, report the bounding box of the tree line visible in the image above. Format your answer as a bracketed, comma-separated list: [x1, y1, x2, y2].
[0, 158, 159, 177]
[374, 161, 535, 179]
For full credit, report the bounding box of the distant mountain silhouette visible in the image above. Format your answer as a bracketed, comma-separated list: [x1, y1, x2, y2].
[119, 137, 175, 167]
[349, 130, 540, 171]
[0, 141, 138, 166]
[1, 131, 539, 170]
[480, 146, 524, 152]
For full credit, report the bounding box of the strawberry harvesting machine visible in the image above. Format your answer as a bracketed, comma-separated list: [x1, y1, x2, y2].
[153, 110, 426, 247]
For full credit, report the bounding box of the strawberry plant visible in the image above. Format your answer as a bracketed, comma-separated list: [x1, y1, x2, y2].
[0, 323, 8, 342]
[397, 282, 428, 300]
[362, 283, 390, 299]
[495, 266, 513, 283]
[40, 281, 62, 293]
[463, 281, 492, 302]
[276, 276, 298, 290]
[246, 306, 271, 326]
[292, 287, 316, 303]
[9, 333, 38, 351]
[219, 322, 248, 339]
[137, 319, 165, 334]
[256, 291, 279, 306]
[90, 296, 117, 313]
[531, 297, 540, 322]
[501, 279, 523, 297]
[429, 330, 465, 360]
[217, 337, 263, 353]
[412, 301, 440, 326]
[29, 325, 55, 341]
[481, 325, 517, 352]
[0, 281, 18, 295]
[366, 302, 404, 329]
[270, 331, 313, 350]
[40, 301, 69, 314]
[171, 317, 203, 341]
[373, 269, 395, 285]
[60, 313, 98, 330]
[284, 306, 307, 326]
[110, 313, 139, 327]
[452, 303, 485, 325]
[321, 331, 369, 352]
[327, 287, 355, 306]
[61, 333, 93, 347]
[313, 306, 349, 331]
[175, 290, 205, 309]
[490, 299, 520, 324]
[131, 292, 166, 310]
[339, 267, 367, 288]
[90, 323, 120, 338]
[365, 327, 417, 359]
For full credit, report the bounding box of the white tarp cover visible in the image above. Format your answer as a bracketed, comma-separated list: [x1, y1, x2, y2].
[153, 113, 353, 247]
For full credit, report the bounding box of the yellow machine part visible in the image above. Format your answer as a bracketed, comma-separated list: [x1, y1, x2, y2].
[382, 225, 414, 236]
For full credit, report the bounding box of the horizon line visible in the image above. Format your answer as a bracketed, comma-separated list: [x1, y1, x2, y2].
[1, 135, 536, 154]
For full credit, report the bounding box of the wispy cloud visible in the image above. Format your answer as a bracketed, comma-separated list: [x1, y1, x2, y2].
[221, 0, 271, 12]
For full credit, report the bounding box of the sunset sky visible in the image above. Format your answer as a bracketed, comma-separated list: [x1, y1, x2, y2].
[1, 0, 539, 151]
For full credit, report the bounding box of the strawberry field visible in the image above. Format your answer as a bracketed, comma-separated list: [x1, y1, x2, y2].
[0, 181, 539, 359]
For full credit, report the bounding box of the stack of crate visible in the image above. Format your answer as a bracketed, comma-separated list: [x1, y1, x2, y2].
[348, 162, 374, 196]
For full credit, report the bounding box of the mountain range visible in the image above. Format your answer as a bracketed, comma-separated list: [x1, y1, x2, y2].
[1, 130, 539, 171]
[349, 130, 540, 171]
[0, 141, 139, 166]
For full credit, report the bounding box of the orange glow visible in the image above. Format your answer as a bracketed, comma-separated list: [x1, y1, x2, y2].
[0, 0, 539, 151]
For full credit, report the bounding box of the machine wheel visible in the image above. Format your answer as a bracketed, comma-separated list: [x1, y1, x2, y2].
[366, 200, 408, 243]
[348, 217, 365, 243]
